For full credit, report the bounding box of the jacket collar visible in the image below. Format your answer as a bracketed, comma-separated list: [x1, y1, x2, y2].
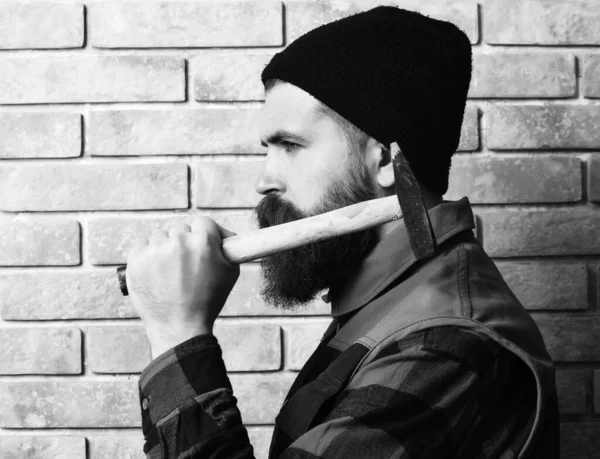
[326, 197, 476, 318]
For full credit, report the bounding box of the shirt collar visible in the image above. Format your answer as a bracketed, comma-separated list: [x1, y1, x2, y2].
[325, 197, 475, 318]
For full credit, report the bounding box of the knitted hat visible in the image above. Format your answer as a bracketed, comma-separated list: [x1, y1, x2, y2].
[261, 6, 472, 195]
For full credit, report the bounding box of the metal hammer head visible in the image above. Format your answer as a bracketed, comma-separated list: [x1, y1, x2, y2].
[389, 142, 437, 260]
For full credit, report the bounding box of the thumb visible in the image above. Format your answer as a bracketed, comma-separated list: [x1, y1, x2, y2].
[192, 217, 238, 241]
[212, 221, 239, 269]
[214, 221, 237, 239]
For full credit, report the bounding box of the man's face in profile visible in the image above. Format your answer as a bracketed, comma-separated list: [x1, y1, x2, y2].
[254, 82, 380, 310]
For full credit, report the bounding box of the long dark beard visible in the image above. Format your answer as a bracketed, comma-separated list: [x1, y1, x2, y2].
[254, 160, 379, 310]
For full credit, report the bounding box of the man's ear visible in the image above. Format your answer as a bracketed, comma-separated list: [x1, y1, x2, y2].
[365, 138, 394, 189]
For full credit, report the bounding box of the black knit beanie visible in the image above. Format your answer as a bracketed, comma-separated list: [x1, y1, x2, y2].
[261, 6, 472, 196]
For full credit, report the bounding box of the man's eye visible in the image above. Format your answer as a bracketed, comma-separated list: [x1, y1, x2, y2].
[281, 141, 300, 152]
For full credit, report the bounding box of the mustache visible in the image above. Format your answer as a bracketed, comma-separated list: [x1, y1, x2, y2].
[255, 193, 307, 228]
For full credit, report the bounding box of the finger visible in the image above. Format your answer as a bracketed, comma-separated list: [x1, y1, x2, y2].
[127, 238, 148, 262]
[161, 217, 180, 232]
[191, 217, 219, 241]
[148, 230, 168, 246]
[168, 223, 191, 238]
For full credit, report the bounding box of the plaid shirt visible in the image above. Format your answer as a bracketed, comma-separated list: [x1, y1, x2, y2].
[138, 199, 558, 457]
[138, 324, 540, 458]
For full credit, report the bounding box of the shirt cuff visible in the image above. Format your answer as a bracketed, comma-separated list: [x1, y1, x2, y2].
[138, 334, 232, 438]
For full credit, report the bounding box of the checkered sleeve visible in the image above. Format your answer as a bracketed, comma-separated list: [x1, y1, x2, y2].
[138, 328, 534, 459]
[138, 334, 255, 458]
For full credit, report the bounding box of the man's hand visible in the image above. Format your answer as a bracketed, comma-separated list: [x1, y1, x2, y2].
[126, 218, 240, 359]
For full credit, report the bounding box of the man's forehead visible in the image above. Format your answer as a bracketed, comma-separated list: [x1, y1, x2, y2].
[257, 83, 323, 139]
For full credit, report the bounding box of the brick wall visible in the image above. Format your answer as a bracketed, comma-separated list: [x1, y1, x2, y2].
[0, 0, 597, 457]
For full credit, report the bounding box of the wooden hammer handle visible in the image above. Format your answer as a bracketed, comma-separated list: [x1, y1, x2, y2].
[116, 195, 401, 296]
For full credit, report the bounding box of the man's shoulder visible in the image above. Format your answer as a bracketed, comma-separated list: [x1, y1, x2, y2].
[368, 326, 513, 376]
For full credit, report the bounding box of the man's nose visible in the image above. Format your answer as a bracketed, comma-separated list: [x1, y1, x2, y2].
[254, 156, 286, 196]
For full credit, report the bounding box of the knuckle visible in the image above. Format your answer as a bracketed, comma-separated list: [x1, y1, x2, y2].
[193, 230, 212, 246]
[169, 233, 199, 255]
[168, 236, 187, 250]
[168, 223, 191, 236]
[171, 230, 188, 240]
[149, 230, 166, 241]
[191, 217, 214, 232]
[162, 217, 179, 231]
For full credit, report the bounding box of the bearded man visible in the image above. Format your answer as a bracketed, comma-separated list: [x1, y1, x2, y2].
[126, 6, 560, 458]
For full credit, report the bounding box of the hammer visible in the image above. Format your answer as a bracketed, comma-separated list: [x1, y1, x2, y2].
[116, 195, 401, 296]
[116, 143, 436, 296]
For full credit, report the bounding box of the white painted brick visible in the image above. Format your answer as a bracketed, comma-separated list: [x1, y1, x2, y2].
[0, 164, 188, 211]
[89, 108, 261, 156]
[480, 208, 600, 257]
[87, 434, 145, 459]
[216, 322, 282, 371]
[0, 112, 81, 159]
[86, 326, 150, 374]
[286, 0, 478, 44]
[283, 320, 332, 370]
[446, 156, 581, 204]
[458, 105, 478, 151]
[583, 55, 600, 98]
[0, 3, 83, 49]
[536, 317, 600, 362]
[91, 2, 283, 48]
[0, 381, 140, 428]
[0, 56, 185, 104]
[0, 436, 85, 459]
[487, 105, 600, 150]
[0, 219, 80, 266]
[192, 52, 275, 101]
[485, 0, 600, 45]
[247, 427, 274, 459]
[495, 262, 588, 311]
[469, 53, 575, 98]
[0, 327, 81, 374]
[0, 270, 135, 320]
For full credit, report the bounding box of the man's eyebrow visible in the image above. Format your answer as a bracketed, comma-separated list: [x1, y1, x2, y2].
[260, 130, 310, 147]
